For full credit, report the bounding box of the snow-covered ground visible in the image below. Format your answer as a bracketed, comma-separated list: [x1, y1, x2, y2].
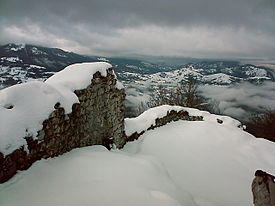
[124, 120, 275, 206]
[1, 106, 274, 206]
[0, 56, 22, 63]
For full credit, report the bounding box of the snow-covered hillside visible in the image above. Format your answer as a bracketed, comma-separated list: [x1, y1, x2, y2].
[0, 43, 174, 88]
[1, 44, 274, 89]
[0, 43, 100, 88]
[123, 63, 274, 90]
[1, 106, 274, 206]
[122, 62, 275, 118]
[123, 63, 275, 120]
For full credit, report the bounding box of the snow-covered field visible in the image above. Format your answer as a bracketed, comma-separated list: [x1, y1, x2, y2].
[1, 108, 274, 206]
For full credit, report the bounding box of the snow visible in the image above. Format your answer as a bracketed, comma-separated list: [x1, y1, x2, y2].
[125, 105, 241, 136]
[0, 56, 22, 63]
[97, 57, 110, 62]
[0, 65, 51, 89]
[125, 66, 242, 91]
[0, 146, 196, 206]
[203, 73, 234, 84]
[0, 62, 114, 155]
[116, 80, 125, 89]
[1, 108, 275, 206]
[9, 43, 25, 51]
[245, 66, 267, 77]
[28, 64, 46, 69]
[248, 76, 270, 80]
[147, 68, 203, 85]
[123, 120, 275, 206]
[45, 62, 111, 111]
[111, 71, 125, 90]
[0, 81, 66, 154]
[56, 53, 67, 58]
[30, 47, 47, 55]
[0, 64, 48, 85]
[126, 64, 139, 69]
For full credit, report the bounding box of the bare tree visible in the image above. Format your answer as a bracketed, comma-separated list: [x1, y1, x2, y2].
[175, 76, 204, 108]
[147, 76, 211, 110]
[147, 85, 173, 108]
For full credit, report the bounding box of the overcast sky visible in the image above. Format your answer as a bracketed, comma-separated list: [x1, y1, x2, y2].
[0, 0, 275, 58]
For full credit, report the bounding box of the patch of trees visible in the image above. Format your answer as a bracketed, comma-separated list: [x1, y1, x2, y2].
[139, 76, 218, 114]
[245, 110, 275, 142]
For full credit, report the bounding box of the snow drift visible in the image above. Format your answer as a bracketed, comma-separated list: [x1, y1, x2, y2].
[1, 106, 274, 206]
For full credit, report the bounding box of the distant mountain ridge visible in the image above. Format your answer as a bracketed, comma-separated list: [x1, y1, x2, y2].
[132, 61, 275, 87]
[0, 43, 98, 87]
[0, 43, 174, 88]
[0, 43, 274, 89]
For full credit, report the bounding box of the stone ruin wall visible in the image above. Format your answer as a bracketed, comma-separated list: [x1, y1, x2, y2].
[0, 68, 126, 183]
[127, 110, 203, 141]
[0, 68, 210, 184]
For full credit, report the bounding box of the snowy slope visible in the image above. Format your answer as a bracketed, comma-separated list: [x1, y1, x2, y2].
[0, 146, 195, 206]
[124, 120, 275, 206]
[0, 64, 49, 86]
[126, 64, 273, 89]
[0, 43, 100, 88]
[114, 61, 274, 86]
[0, 43, 175, 88]
[0, 107, 274, 206]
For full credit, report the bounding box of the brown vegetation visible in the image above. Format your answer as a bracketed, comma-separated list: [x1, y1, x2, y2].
[146, 76, 215, 112]
[245, 110, 275, 142]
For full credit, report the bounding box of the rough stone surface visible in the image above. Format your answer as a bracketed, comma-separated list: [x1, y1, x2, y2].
[127, 110, 203, 142]
[0, 68, 126, 183]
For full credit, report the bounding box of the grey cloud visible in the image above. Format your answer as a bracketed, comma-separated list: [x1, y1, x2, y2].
[2, 0, 274, 29]
[0, 0, 275, 57]
[223, 107, 247, 119]
[199, 82, 275, 121]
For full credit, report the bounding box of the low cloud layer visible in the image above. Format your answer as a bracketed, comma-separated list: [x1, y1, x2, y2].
[199, 82, 275, 121]
[1, 0, 275, 58]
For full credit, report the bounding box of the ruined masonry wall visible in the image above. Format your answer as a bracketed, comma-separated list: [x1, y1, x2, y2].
[0, 68, 126, 183]
[127, 110, 203, 141]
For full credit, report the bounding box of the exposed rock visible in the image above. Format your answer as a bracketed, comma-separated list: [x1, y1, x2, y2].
[217, 119, 223, 124]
